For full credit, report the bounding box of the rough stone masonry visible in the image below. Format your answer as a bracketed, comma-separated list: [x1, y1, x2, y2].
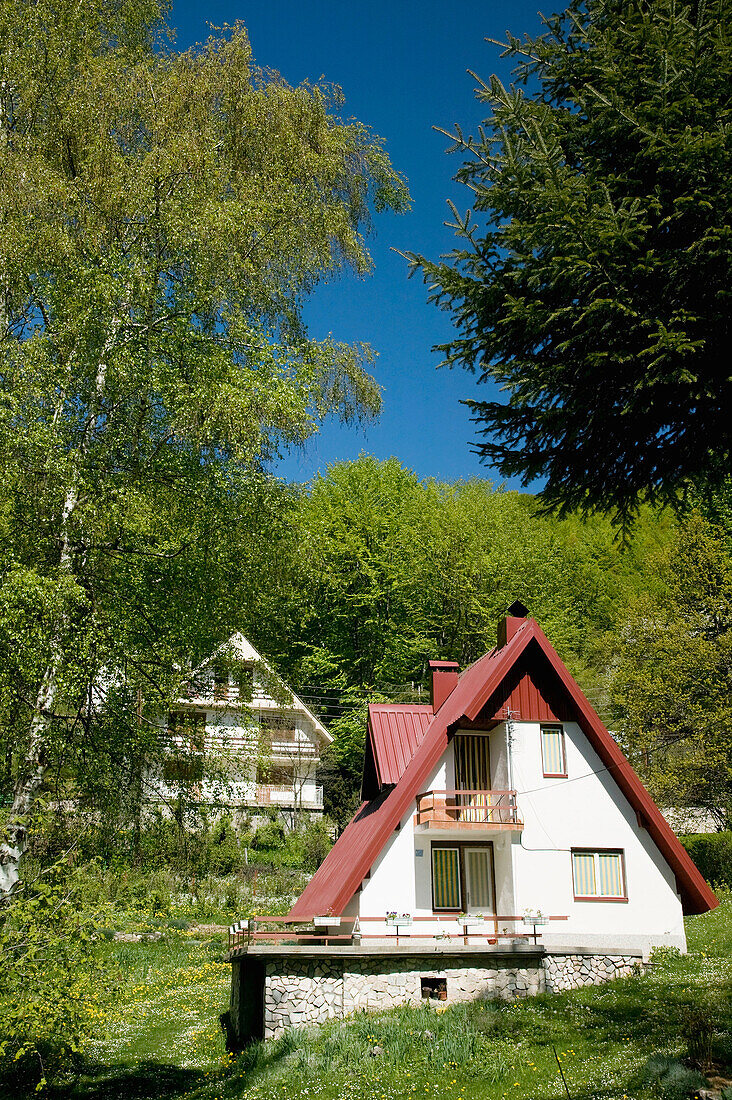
[229, 946, 643, 1043]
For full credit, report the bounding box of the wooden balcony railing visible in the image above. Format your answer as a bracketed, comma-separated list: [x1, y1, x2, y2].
[256, 784, 324, 809]
[228, 913, 568, 953]
[415, 789, 522, 829]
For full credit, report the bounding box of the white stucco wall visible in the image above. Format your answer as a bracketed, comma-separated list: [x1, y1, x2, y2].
[355, 721, 686, 954]
[509, 719, 686, 953]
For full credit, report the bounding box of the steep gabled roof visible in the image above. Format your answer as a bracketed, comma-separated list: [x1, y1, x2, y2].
[188, 632, 332, 743]
[288, 619, 717, 919]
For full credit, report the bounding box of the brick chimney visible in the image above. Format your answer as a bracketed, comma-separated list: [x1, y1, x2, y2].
[497, 599, 530, 648]
[429, 660, 460, 713]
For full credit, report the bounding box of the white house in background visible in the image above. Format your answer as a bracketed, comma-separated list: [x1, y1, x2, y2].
[152, 633, 331, 824]
[288, 603, 716, 954]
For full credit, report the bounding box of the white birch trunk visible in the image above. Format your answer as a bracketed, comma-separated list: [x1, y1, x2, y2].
[0, 315, 123, 893]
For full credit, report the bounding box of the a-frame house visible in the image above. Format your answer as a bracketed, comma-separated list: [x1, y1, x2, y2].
[289, 604, 716, 953]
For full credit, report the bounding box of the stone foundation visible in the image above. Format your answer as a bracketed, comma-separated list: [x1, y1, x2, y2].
[262, 954, 544, 1035]
[230, 946, 643, 1044]
[543, 953, 640, 992]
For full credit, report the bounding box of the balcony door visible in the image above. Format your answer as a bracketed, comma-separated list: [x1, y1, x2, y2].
[454, 734, 491, 822]
[464, 846, 495, 915]
[432, 842, 496, 916]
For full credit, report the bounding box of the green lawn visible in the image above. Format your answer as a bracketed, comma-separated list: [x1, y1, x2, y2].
[66, 898, 732, 1100]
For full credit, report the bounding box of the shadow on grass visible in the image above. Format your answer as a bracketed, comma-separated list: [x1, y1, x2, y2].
[58, 1059, 208, 1100]
[54, 1035, 300, 1100]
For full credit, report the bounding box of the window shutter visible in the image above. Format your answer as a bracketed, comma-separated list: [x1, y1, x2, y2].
[598, 852, 623, 897]
[572, 851, 596, 896]
[432, 847, 461, 909]
[541, 727, 566, 776]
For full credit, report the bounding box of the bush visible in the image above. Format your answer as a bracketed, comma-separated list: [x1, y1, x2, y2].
[301, 818, 333, 872]
[681, 832, 732, 890]
[637, 1055, 707, 1100]
[209, 816, 242, 876]
[0, 859, 108, 1092]
[252, 818, 287, 852]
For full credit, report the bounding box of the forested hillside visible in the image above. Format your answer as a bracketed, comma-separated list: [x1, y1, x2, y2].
[254, 455, 674, 698]
[214, 455, 676, 823]
[230, 457, 732, 830]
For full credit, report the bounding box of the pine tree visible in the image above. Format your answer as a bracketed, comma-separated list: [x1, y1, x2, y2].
[411, 0, 732, 524]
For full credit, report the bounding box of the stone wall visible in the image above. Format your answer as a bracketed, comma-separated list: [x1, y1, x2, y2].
[263, 954, 544, 1039]
[232, 949, 644, 1043]
[543, 953, 640, 993]
[265, 958, 344, 1033]
[341, 956, 543, 1016]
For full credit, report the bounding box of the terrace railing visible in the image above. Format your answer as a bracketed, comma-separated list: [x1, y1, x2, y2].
[415, 789, 522, 829]
[228, 913, 568, 952]
[255, 784, 324, 809]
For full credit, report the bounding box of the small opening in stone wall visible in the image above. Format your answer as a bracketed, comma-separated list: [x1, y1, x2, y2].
[421, 977, 447, 1001]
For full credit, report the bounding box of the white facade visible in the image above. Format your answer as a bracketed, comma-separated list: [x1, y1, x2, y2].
[353, 720, 686, 956]
[150, 633, 330, 820]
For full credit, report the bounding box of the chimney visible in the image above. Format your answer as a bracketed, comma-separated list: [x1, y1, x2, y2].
[429, 660, 460, 713]
[498, 599, 530, 648]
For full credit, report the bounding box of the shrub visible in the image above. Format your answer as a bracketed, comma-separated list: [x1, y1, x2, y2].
[301, 818, 333, 872]
[252, 818, 287, 852]
[209, 816, 242, 876]
[681, 832, 732, 890]
[637, 1055, 707, 1100]
[0, 859, 108, 1092]
[638, 1047, 704, 1100]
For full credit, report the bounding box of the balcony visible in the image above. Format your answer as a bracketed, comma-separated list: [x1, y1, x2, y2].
[260, 730, 317, 758]
[415, 789, 522, 831]
[255, 784, 324, 810]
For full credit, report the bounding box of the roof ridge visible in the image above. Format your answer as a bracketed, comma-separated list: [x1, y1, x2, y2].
[368, 701, 433, 710]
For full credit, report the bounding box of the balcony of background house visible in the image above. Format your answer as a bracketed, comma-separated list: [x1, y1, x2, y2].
[415, 789, 522, 831]
[255, 784, 324, 809]
[185, 661, 273, 705]
[258, 713, 316, 757]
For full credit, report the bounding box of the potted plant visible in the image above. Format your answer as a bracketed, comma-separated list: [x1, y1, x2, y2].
[521, 908, 549, 941]
[458, 912, 485, 928]
[522, 908, 549, 926]
[385, 912, 413, 927]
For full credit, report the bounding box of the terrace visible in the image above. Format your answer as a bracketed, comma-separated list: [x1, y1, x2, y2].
[414, 789, 522, 831]
[228, 911, 566, 954]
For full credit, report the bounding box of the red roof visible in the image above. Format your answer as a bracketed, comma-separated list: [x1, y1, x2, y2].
[367, 703, 433, 786]
[289, 618, 718, 920]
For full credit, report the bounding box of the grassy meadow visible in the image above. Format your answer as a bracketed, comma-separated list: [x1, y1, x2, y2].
[56, 893, 732, 1100]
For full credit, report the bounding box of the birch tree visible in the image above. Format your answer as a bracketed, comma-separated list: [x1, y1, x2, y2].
[0, 0, 408, 890]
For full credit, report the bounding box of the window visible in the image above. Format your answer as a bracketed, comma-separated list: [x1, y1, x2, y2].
[256, 763, 294, 785]
[163, 755, 204, 783]
[236, 665, 254, 698]
[431, 843, 495, 913]
[212, 661, 229, 699]
[572, 850, 626, 900]
[168, 710, 207, 751]
[541, 725, 567, 777]
[432, 847, 462, 910]
[259, 712, 296, 747]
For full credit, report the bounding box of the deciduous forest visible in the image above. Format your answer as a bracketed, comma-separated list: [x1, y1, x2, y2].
[3, 0, 732, 1095]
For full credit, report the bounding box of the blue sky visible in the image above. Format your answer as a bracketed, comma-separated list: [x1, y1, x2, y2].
[172, 1, 547, 486]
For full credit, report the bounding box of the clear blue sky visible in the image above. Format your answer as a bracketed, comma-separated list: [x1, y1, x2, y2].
[172, 1, 547, 487]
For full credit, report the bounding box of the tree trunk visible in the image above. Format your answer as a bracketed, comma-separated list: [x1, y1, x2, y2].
[0, 653, 62, 892]
[0, 313, 123, 893]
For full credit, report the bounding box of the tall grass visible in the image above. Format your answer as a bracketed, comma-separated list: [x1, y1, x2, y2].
[71, 893, 732, 1100]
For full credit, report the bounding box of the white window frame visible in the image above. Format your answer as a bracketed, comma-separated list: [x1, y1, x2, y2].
[572, 849, 627, 901]
[540, 724, 567, 778]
